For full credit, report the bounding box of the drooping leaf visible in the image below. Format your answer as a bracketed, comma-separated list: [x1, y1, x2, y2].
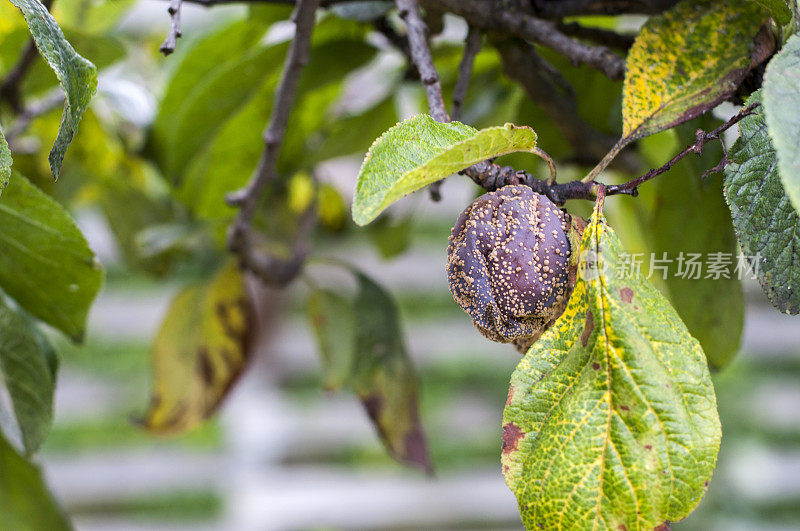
[351, 272, 431, 473]
[502, 202, 721, 529]
[21, 30, 125, 96]
[141, 262, 253, 433]
[753, 0, 793, 24]
[0, 130, 10, 191]
[353, 116, 540, 225]
[0, 430, 71, 531]
[307, 289, 356, 391]
[763, 33, 800, 216]
[0, 173, 103, 341]
[0, 296, 56, 455]
[724, 91, 800, 314]
[648, 123, 744, 369]
[306, 274, 430, 472]
[9, 0, 97, 179]
[621, 0, 769, 143]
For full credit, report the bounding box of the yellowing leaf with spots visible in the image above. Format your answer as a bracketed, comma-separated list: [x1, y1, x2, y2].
[592, 0, 771, 174]
[502, 200, 721, 530]
[141, 262, 253, 433]
[624, 0, 769, 140]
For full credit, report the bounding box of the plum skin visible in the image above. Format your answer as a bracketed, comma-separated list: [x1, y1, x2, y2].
[446, 185, 575, 349]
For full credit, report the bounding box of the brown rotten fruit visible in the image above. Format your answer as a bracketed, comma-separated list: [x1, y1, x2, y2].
[446, 185, 583, 352]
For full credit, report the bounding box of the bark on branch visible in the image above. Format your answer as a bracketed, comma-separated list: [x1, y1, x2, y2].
[226, 0, 320, 286]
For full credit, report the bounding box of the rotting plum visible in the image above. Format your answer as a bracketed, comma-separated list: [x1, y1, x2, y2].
[446, 185, 583, 353]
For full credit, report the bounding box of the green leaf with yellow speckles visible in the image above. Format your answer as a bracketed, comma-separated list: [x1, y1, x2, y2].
[587, 0, 772, 174]
[763, 33, 800, 217]
[753, 0, 793, 24]
[140, 262, 253, 434]
[502, 201, 721, 530]
[352, 115, 541, 226]
[9, 0, 97, 179]
[0, 130, 10, 192]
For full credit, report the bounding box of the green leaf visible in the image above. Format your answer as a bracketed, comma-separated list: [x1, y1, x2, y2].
[648, 123, 744, 370]
[0, 430, 71, 531]
[307, 289, 356, 391]
[753, 0, 793, 24]
[141, 262, 253, 434]
[9, 0, 97, 179]
[0, 129, 10, 191]
[763, 33, 800, 216]
[724, 91, 800, 314]
[159, 44, 288, 182]
[622, 0, 768, 143]
[351, 272, 431, 472]
[0, 173, 103, 341]
[151, 19, 271, 160]
[0, 296, 56, 455]
[353, 116, 539, 225]
[178, 38, 374, 220]
[502, 203, 721, 529]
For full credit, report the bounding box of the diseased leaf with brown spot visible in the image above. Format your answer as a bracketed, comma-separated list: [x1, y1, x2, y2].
[140, 262, 253, 433]
[351, 272, 431, 473]
[502, 202, 720, 529]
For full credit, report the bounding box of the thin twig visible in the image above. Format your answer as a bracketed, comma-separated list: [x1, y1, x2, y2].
[532, 0, 680, 18]
[556, 22, 635, 51]
[426, 0, 627, 80]
[160, 0, 184, 56]
[429, 24, 482, 201]
[494, 39, 637, 173]
[5, 91, 65, 141]
[396, 0, 449, 122]
[226, 0, 320, 285]
[604, 103, 759, 195]
[451, 25, 482, 122]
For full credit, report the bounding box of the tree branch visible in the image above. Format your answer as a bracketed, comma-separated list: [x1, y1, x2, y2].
[226, 0, 320, 285]
[396, 0, 449, 122]
[532, 0, 680, 18]
[0, 0, 54, 113]
[428, 24, 482, 201]
[493, 38, 638, 173]
[421, 0, 626, 80]
[608, 103, 759, 196]
[450, 25, 482, 122]
[556, 22, 635, 51]
[160, 0, 184, 56]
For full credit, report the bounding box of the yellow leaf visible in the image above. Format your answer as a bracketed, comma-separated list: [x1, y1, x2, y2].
[141, 262, 253, 434]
